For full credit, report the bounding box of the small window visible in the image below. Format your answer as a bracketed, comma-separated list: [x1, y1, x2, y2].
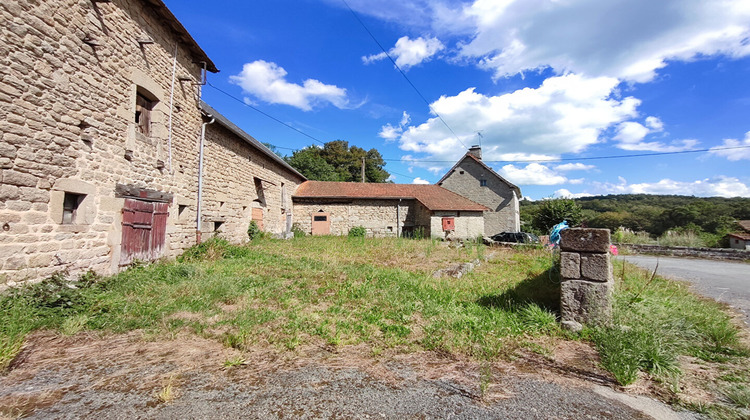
[480, 179, 487, 187]
[253, 177, 266, 206]
[459, 170, 465, 175]
[178, 204, 188, 218]
[62, 193, 84, 224]
[135, 93, 156, 136]
[313, 215, 327, 222]
[214, 221, 223, 232]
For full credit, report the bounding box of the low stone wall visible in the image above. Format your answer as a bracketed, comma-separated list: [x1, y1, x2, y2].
[616, 243, 750, 261]
[559, 229, 613, 329]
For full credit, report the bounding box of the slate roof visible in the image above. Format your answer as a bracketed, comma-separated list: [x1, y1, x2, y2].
[144, 0, 218, 72]
[436, 153, 521, 197]
[293, 181, 488, 212]
[200, 102, 306, 181]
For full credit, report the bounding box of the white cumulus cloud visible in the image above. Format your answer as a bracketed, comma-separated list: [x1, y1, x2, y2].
[555, 163, 596, 172]
[458, 0, 750, 82]
[363, 36, 445, 69]
[593, 176, 750, 197]
[412, 177, 431, 184]
[710, 131, 750, 161]
[613, 117, 698, 152]
[498, 163, 568, 186]
[229, 60, 349, 111]
[379, 111, 411, 141]
[553, 189, 594, 199]
[396, 74, 639, 172]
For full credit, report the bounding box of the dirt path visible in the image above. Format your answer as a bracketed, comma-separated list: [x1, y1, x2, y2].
[0, 331, 700, 419]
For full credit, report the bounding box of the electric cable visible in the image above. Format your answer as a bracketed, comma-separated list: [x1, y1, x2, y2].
[340, 0, 467, 150]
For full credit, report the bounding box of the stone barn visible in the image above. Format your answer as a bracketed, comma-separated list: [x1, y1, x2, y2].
[437, 146, 522, 236]
[292, 181, 487, 239]
[0, 0, 305, 284]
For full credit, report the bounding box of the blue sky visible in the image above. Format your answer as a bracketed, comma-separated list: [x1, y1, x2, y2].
[164, 0, 750, 200]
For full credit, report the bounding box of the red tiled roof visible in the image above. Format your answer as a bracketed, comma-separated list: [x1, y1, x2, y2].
[728, 232, 750, 241]
[293, 181, 488, 212]
[738, 220, 750, 232]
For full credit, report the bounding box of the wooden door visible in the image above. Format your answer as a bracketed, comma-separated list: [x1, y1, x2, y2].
[120, 199, 168, 266]
[311, 212, 330, 236]
[252, 207, 264, 230]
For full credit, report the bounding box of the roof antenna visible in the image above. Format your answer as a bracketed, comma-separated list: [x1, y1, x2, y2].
[475, 131, 483, 149]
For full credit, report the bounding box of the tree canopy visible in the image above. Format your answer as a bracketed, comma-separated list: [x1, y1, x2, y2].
[520, 194, 750, 241]
[285, 140, 390, 183]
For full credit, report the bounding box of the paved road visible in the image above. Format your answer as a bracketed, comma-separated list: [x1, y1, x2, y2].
[621, 255, 750, 325]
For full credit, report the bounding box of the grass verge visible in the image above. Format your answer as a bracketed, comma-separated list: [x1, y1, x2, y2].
[1, 236, 748, 418]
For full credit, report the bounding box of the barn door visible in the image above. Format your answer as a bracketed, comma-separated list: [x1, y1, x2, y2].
[120, 199, 168, 266]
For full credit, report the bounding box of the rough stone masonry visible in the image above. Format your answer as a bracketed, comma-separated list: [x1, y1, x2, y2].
[559, 228, 613, 329]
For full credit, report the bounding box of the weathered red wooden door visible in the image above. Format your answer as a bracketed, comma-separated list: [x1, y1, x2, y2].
[120, 199, 168, 266]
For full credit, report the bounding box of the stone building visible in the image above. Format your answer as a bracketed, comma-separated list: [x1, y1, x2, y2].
[199, 102, 305, 243]
[437, 146, 522, 236]
[728, 220, 750, 250]
[0, 0, 304, 284]
[293, 181, 487, 239]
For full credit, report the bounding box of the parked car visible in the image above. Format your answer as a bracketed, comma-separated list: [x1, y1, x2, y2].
[490, 232, 540, 244]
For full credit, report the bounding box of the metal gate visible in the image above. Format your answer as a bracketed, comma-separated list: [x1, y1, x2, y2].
[120, 198, 168, 266]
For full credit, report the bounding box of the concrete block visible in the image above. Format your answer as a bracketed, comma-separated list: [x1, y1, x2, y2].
[580, 252, 612, 282]
[560, 228, 611, 253]
[560, 252, 580, 279]
[560, 279, 612, 326]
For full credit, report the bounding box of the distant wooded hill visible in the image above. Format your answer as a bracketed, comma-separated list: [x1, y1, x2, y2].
[520, 194, 750, 240]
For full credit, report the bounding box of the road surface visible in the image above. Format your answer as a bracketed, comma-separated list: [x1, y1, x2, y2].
[621, 255, 750, 325]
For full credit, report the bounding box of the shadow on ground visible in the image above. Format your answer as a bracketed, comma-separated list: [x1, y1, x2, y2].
[475, 268, 561, 313]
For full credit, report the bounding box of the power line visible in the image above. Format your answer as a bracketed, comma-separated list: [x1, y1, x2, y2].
[206, 81, 326, 145]
[207, 78, 749, 166]
[340, 0, 468, 150]
[380, 145, 750, 164]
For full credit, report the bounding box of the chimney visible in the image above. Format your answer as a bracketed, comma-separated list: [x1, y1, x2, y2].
[468, 145, 482, 160]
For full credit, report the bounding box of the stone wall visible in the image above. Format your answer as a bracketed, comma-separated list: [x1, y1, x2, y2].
[559, 229, 613, 328]
[0, 0, 299, 285]
[616, 243, 750, 261]
[293, 198, 416, 237]
[201, 122, 303, 242]
[429, 210, 485, 240]
[438, 157, 519, 236]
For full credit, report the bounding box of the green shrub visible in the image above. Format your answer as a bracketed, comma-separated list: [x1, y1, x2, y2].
[247, 220, 262, 240]
[178, 237, 231, 262]
[348, 226, 366, 238]
[412, 226, 426, 240]
[291, 222, 306, 238]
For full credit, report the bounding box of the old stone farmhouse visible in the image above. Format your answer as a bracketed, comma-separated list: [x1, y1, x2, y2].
[293, 181, 488, 239]
[728, 220, 750, 250]
[0, 0, 305, 283]
[437, 146, 522, 236]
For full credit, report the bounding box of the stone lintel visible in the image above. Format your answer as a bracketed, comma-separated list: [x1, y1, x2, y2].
[560, 228, 611, 253]
[115, 184, 173, 203]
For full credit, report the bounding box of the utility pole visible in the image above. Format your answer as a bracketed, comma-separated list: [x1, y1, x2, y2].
[361, 156, 365, 183]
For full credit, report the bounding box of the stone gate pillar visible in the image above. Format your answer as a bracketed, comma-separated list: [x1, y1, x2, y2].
[559, 228, 613, 329]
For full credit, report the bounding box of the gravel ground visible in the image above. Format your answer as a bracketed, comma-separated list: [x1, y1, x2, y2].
[0, 332, 700, 420]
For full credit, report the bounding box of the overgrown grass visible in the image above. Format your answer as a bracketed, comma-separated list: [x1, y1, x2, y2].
[0, 236, 747, 418]
[590, 257, 750, 418]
